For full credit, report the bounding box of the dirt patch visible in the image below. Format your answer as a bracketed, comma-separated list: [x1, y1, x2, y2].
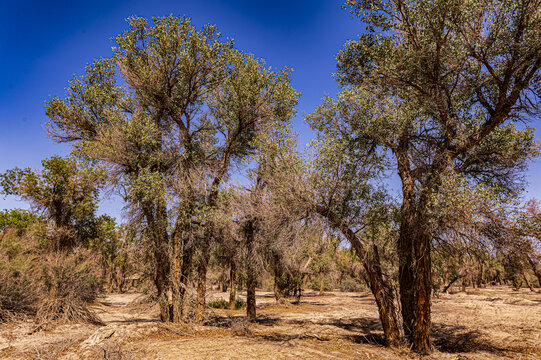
[0, 287, 539, 359]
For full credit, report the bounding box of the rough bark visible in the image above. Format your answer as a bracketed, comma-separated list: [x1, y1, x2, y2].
[412, 226, 432, 354]
[244, 219, 257, 322]
[396, 140, 416, 342]
[142, 200, 170, 322]
[273, 258, 287, 301]
[246, 268, 257, 322]
[315, 205, 402, 348]
[229, 260, 237, 310]
[170, 229, 183, 323]
[363, 244, 403, 348]
[179, 243, 194, 319]
[527, 257, 541, 288]
[398, 219, 415, 341]
[196, 257, 208, 323]
[523, 272, 535, 292]
[477, 262, 484, 288]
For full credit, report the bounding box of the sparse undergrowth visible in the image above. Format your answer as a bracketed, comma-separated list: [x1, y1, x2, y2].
[0, 288, 540, 359]
[208, 298, 245, 310]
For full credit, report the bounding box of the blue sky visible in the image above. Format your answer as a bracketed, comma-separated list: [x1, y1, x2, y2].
[1, 0, 540, 218]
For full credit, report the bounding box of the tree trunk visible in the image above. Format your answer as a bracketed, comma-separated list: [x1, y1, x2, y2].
[229, 261, 237, 310]
[523, 272, 534, 292]
[196, 255, 209, 323]
[412, 227, 432, 354]
[245, 219, 257, 322]
[477, 261, 484, 288]
[527, 257, 541, 287]
[142, 201, 171, 322]
[170, 230, 184, 323]
[117, 263, 126, 293]
[107, 270, 115, 294]
[443, 275, 462, 293]
[396, 140, 416, 343]
[246, 266, 256, 322]
[315, 205, 402, 348]
[273, 260, 286, 302]
[319, 276, 324, 295]
[363, 244, 402, 348]
[295, 275, 303, 304]
[398, 221, 415, 342]
[179, 243, 194, 319]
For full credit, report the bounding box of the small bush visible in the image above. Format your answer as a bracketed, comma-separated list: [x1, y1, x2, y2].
[0, 270, 38, 322]
[35, 250, 103, 325]
[338, 278, 365, 292]
[40, 250, 103, 302]
[234, 298, 245, 309]
[208, 297, 245, 310]
[36, 298, 103, 325]
[309, 276, 333, 292]
[230, 318, 252, 336]
[0, 238, 40, 322]
[208, 298, 229, 309]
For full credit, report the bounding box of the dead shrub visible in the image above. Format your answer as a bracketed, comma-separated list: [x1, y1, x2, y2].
[40, 249, 103, 302]
[0, 227, 42, 322]
[36, 297, 103, 325]
[230, 318, 252, 336]
[0, 257, 40, 322]
[0, 271, 37, 322]
[35, 249, 104, 325]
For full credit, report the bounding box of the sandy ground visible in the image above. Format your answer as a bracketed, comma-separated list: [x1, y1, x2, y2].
[0, 286, 539, 359]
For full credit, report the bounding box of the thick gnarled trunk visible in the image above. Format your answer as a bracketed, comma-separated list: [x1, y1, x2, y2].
[528, 257, 541, 288]
[363, 244, 402, 348]
[396, 143, 415, 341]
[398, 220, 415, 341]
[169, 211, 195, 323]
[412, 225, 432, 354]
[246, 268, 257, 322]
[315, 205, 402, 348]
[142, 200, 171, 322]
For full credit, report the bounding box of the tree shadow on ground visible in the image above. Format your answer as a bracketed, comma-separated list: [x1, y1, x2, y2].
[276, 316, 385, 346]
[432, 323, 533, 356]
[257, 300, 328, 308]
[108, 318, 159, 325]
[204, 314, 281, 328]
[323, 317, 385, 346]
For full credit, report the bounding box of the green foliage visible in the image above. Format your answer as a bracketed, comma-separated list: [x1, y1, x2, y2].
[0, 156, 104, 249]
[45, 15, 298, 207]
[333, 0, 541, 191]
[309, 233, 339, 276]
[308, 276, 333, 292]
[338, 277, 365, 292]
[0, 209, 39, 237]
[208, 297, 244, 310]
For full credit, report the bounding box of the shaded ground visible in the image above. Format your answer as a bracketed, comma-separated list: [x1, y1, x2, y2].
[0, 286, 539, 359]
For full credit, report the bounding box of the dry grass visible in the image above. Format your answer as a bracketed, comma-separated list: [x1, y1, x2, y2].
[35, 298, 104, 327]
[0, 286, 539, 359]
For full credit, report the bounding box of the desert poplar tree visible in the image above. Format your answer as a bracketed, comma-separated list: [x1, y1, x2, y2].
[258, 122, 404, 347]
[0, 156, 104, 250]
[45, 15, 297, 322]
[310, 0, 541, 353]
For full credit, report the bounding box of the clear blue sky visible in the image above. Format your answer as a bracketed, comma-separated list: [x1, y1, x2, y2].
[1, 0, 540, 218]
